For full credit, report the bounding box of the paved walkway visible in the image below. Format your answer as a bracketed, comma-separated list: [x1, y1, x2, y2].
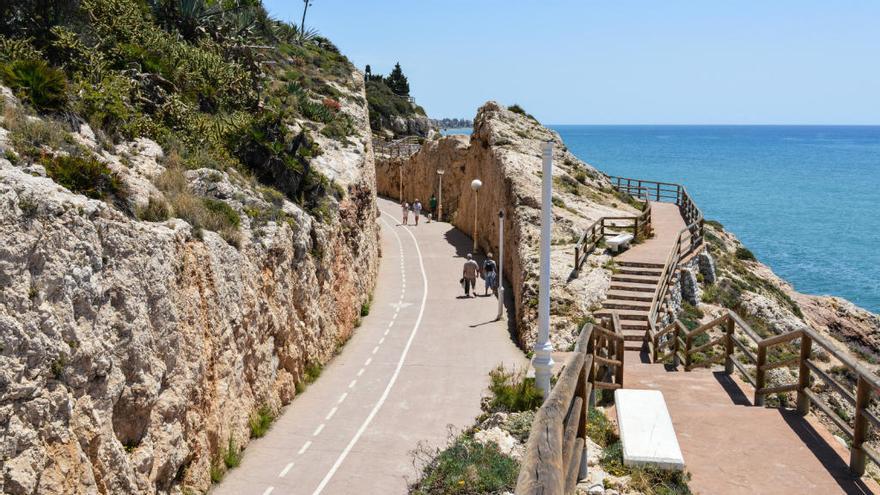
[625, 356, 879, 494]
[213, 197, 525, 495]
[616, 201, 688, 266]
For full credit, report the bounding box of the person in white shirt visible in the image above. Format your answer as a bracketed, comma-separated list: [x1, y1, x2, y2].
[412, 199, 423, 226]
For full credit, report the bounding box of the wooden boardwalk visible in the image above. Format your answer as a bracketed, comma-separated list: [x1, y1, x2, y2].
[625, 356, 880, 494]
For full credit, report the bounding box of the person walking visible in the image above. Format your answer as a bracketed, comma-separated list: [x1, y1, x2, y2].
[429, 194, 438, 222]
[482, 252, 498, 296]
[413, 199, 423, 226]
[462, 253, 480, 297]
[401, 200, 409, 225]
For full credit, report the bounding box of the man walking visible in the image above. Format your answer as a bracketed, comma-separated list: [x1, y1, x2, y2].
[413, 199, 423, 226]
[429, 194, 438, 222]
[401, 200, 409, 225]
[482, 252, 498, 296]
[462, 253, 480, 297]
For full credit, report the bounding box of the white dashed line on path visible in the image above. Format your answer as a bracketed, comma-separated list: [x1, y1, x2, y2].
[262, 487, 274, 495]
[337, 393, 347, 404]
[348, 380, 357, 389]
[298, 441, 312, 455]
[364, 358, 372, 366]
[325, 407, 338, 420]
[278, 463, 294, 478]
[311, 212, 429, 495]
[313, 424, 325, 436]
[372, 346, 379, 354]
[357, 368, 365, 377]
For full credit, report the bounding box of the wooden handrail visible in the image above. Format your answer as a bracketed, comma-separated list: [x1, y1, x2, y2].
[573, 200, 652, 271]
[653, 308, 880, 477]
[517, 317, 625, 494]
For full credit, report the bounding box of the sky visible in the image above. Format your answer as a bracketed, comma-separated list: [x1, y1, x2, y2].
[262, 1, 880, 125]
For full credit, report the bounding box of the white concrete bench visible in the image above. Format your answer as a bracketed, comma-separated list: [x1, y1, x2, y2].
[607, 233, 634, 253]
[615, 389, 685, 470]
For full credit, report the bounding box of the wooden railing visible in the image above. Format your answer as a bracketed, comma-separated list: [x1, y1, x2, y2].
[652, 309, 880, 476]
[372, 136, 421, 159]
[609, 176, 704, 247]
[516, 315, 624, 494]
[573, 201, 652, 270]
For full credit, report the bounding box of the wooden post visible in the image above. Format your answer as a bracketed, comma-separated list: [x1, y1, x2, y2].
[574, 246, 580, 270]
[577, 361, 589, 480]
[724, 316, 735, 375]
[616, 337, 625, 388]
[684, 334, 693, 371]
[672, 324, 681, 369]
[796, 335, 812, 415]
[755, 345, 767, 406]
[634, 218, 639, 239]
[851, 377, 871, 475]
[587, 332, 596, 409]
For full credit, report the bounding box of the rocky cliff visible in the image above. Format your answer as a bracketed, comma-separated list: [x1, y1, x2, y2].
[376, 102, 637, 349]
[0, 71, 378, 494]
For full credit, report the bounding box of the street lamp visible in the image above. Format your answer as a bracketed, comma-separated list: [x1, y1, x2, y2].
[470, 179, 482, 252]
[534, 141, 555, 400]
[496, 209, 504, 321]
[436, 169, 445, 222]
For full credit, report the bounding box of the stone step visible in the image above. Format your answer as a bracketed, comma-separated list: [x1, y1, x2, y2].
[617, 260, 666, 269]
[606, 290, 654, 302]
[618, 267, 664, 277]
[603, 300, 652, 312]
[611, 273, 660, 284]
[609, 281, 657, 293]
[595, 309, 649, 322]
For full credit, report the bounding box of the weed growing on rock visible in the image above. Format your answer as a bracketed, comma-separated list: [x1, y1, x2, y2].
[586, 407, 617, 448]
[42, 154, 127, 202]
[136, 196, 171, 222]
[409, 430, 518, 495]
[1, 59, 67, 111]
[485, 366, 542, 413]
[249, 406, 274, 439]
[735, 247, 756, 261]
[223, 437, 241, 469]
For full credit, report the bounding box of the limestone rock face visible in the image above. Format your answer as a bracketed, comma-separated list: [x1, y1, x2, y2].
[0, 79, 379, 493]
[376, 102, 635, 348]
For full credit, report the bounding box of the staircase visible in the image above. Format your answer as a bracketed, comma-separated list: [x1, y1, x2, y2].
[595, 261, 664, 350]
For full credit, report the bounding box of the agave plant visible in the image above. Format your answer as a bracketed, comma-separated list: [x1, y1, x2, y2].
[1, 59, 67, 111]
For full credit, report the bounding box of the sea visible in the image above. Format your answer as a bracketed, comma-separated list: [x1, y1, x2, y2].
[442, 125, 880, 313]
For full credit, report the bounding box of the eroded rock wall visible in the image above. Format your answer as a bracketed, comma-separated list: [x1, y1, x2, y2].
[376, 102, 636, 348]
[0, 75, 379, 494]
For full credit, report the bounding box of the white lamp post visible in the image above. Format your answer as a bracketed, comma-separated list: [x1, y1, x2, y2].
[470, 179, 482, 252]
[437, 169, 445, 222]
[533, 141, 555, 400]
[496, 209, 505, 320]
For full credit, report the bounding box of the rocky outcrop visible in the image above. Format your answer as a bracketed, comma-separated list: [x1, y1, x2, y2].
[0, 74, 378, 494]
[376, 102, 636, 349]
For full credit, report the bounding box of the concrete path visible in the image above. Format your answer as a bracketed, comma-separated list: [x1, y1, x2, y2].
[213, 197, 526, 495]
[625, 355, 880, 494]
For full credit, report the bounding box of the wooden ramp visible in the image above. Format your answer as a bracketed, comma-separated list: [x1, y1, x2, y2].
[595, 202, 689, 349]
[625, 355, 880, 495]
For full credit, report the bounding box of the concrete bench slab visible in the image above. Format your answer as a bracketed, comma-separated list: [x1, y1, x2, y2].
[607, 233, 634, 253]
[614, 389, 685, 470]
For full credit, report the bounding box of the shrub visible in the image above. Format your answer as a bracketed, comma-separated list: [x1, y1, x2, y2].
[485, 366, 543, 413]
[410, 434, 519, 494]
[42, 154, 127, 201]
[249, 406, 274, 438]
[704, 219, 724, 229]
[137, 196, 170, 222]
[4, 105, 72, 157]
[601, 442, 692, 494]
[735, 247, 756, 261]
[223, 437, 241, 469]
[586, 407, 617, 448]
[360, 300, 371, 317]
[1, 59, 67, 111]
[156, 167, 240, 246]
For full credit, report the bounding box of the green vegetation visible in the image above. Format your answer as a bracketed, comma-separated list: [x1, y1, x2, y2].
[703, 219, 724, 229]
[507, 104, 537, 121]
[42, 155, 127, 202]
[586, 407, 616, 448]
[249, 406, 274, 438]
[155, 167, 240, 246]
[1, 59, 67, 111]
[409, 434, 519, 495]
[735, 247, 756, 261]
[1, 0, 356, 225]
[485, 366, 543, 413]
[223, 437, 242, 469]
[360, 299, 371, 317]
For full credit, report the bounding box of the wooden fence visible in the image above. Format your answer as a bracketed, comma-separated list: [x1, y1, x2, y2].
[516, 315, 624, 494]
[573, 200, 652, 271]
[652, 309, 880, 475]
[372, 136, 421, 159]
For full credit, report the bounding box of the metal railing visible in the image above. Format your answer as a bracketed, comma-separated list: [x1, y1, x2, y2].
[372, 136, 421, 159]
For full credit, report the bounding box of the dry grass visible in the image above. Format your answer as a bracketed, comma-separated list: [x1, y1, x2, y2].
[155, 166, 241, 246]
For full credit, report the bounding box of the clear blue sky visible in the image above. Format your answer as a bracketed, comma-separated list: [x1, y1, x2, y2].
[263, 1, 879, 125]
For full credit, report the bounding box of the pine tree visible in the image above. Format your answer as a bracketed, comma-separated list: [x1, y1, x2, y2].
[385, 62, 410, 97]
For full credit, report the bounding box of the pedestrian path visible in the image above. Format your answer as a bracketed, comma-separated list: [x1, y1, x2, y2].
[213, 197, 525, 495]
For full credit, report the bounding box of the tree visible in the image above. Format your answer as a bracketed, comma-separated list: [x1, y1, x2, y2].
[300, 0, 313, 40]
[385, 62, 409, 97]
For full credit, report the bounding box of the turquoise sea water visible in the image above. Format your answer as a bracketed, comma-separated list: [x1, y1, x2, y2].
[551, 125, 880, 314]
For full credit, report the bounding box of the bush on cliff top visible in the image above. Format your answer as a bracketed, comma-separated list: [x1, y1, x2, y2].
[409, 432, 519, 495]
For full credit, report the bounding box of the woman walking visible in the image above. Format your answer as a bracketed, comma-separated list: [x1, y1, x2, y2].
[413, 199, 423, 226]
[401, 200, 410, 225]
[482, 253, 498, 296]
